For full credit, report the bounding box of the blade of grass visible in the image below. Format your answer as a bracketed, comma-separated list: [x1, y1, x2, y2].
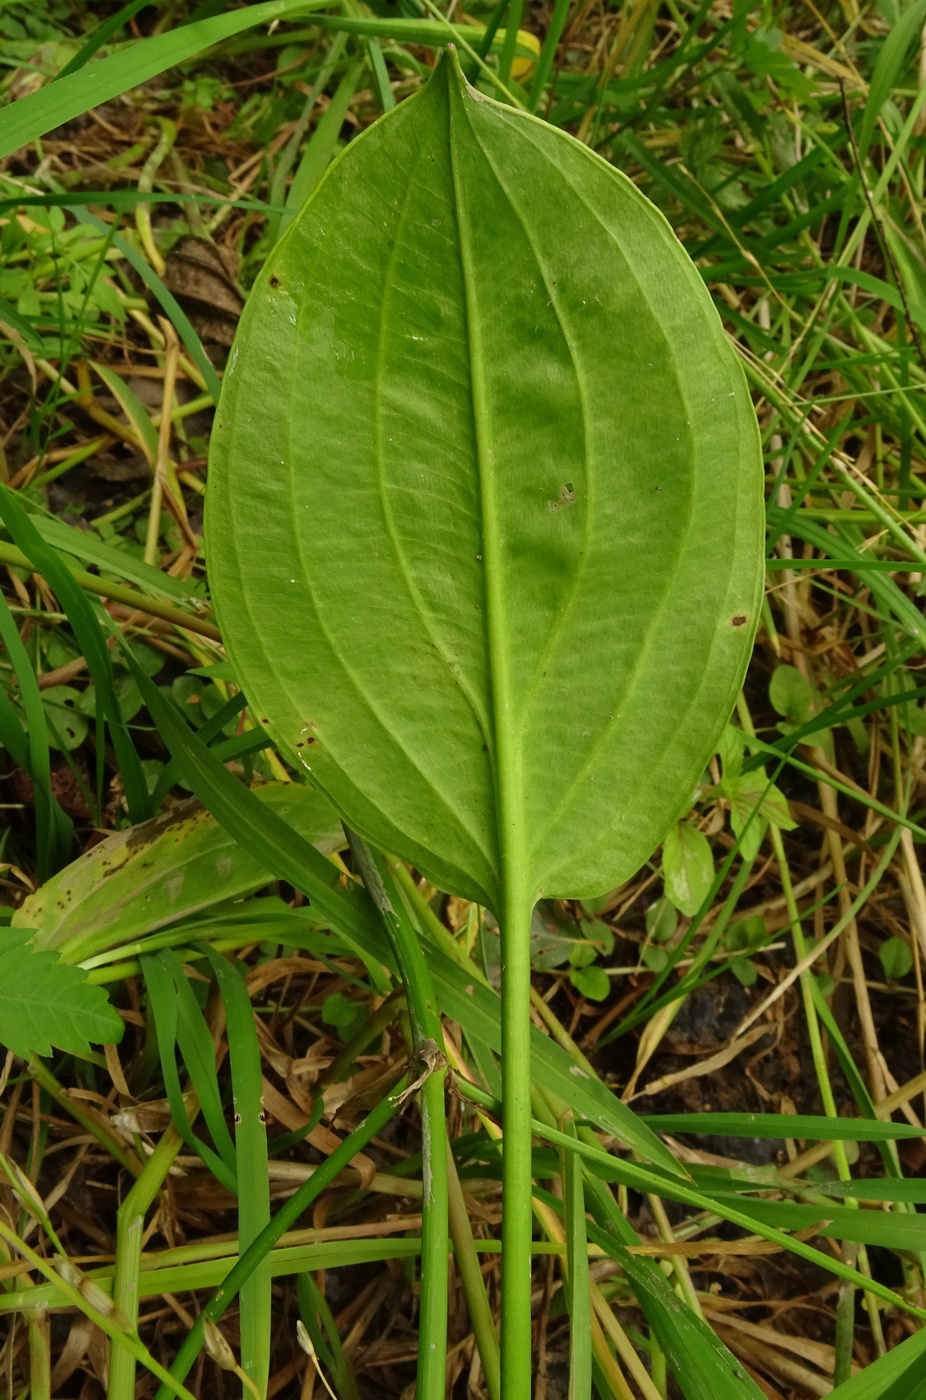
[107, 1126, 187, 1400]
[151, 1076, 410, 1400]
[201, 946, 272, 1398]
[0, 485, 150, 823]
[561, 1114, 592, 1400]
[528, 0, 571, 112]
[0, 0, 335, 162]
[278, 61, 365, 238]
[498, 0, 524, 89]
[345, 833, 448, 1400]
[54, 0, 153, 81]
[141, 953, 237, 1193]
[0, 591, 71, 877]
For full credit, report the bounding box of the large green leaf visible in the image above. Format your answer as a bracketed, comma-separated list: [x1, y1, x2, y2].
[208, 48, 763, 911]
[207, 50, 764, 1387]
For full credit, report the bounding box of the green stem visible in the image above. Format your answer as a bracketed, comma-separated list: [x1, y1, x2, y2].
[28, 1058, 139, 1176]
[446, 1141, 502, 1400]
[528, 0, 571, 112]
[498, 0, 524, 89]
[203, 947, 272, 1398]
[107, 1127, 185, 1400]
[501, 880, 535, 1395]
[0, 539, 221, 641]
[345, 834, 449, 1400]
[27, 1307, 51, 1400]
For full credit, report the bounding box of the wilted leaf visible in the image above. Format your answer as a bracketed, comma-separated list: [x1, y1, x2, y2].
[15, 782, 343, 961]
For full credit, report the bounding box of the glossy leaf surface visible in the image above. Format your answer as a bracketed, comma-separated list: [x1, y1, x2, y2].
[208, 50, 763, 911]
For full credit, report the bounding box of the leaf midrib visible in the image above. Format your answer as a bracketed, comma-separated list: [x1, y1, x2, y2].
[275, 141, 497, 878]
[448, 81, 522, 910]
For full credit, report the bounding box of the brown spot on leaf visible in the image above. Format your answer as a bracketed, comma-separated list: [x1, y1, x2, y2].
[731, 615, 748, 628]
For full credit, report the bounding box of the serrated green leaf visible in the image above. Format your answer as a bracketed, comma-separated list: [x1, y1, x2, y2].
[662, 821, 714, 916]
[0, 928, 123, 1058]
[207, 49, 764, 911]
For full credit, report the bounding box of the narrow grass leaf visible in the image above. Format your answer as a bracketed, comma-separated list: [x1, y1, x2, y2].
[528, 1116, 926, 1320]
[54, 0, 152, 80]
[641, 1113, 924, 1142]
[615, 1245, 766, 1400]
[201, 947, 271, 1397]
[0, 485, 149, 822]
[73, 210, 221, 403]
[562, 1118, 592, 1400]
[157, 949, 237, 1174]
[141, 951, 237, 1193]
[0, 590, 72, 876]
[280, 61, 365, 235]
[829, 1328, 926, 1400]
[0, 0, 334, 162]
[35, 515, 195, 601]
[857, 0, 926, 165]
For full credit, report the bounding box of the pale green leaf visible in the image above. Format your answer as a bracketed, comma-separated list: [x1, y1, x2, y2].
[91, 361, 158, 465]
[662, 822, 714, 916]
[768, 663, 814, 724]
[646, 895, 678, 944]
[717, 724, 745, 781]
[880, 935, 913, 981]
[14, 782, 343, 963]
[208, 50, 764, 911]
[569, 965, 610, 1001]
[0, 928, 123, 1058]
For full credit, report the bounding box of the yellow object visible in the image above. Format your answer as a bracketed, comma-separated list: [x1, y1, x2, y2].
[461, 14, 541, 81]
[511, 26, 540, 81]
